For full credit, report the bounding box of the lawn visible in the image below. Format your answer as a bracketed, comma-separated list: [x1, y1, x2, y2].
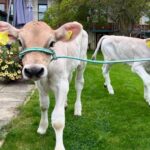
[2, 51, 150, 150]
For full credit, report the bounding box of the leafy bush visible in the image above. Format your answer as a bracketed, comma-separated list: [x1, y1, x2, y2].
[0, 42, 22, 81]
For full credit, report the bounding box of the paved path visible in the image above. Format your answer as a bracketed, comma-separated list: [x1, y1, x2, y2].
[0, 81, 35, 129]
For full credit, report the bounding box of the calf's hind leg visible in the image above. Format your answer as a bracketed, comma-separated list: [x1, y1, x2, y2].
[132, 65, 150, 105]
[102, 64, 114, 94]
[65, 72, 73, 108]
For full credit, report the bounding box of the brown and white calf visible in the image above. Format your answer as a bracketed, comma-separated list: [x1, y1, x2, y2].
[92, 35, 150, 105]
[0, 21, 88, 150]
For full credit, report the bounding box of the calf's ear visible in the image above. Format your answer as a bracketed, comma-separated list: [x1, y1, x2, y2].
[54, 22, 82, 42]
[0, 21, 19, 44]
[146, 38, 150, 48]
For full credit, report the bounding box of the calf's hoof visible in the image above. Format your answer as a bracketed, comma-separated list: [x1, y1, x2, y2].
[37, 123, 48, 135]
[146, 99, 150, 106]
[74, 102, 82, 116]
[37, 127, 47, 135]
[55, 145, 65, 150]
[108, 87, 114, 95]
[74, 109, 82, 116]
[64, 101, 68, 109]
[104, 84, 107, 88]
[109, 90, 114, 95]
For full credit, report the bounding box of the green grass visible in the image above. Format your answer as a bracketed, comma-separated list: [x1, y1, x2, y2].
[2, 51, 150, 150]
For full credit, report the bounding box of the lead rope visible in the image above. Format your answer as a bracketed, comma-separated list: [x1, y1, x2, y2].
[19, 48, 150, 64]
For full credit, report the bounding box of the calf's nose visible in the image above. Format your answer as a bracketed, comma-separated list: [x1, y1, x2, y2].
[24, 66, 44, 78]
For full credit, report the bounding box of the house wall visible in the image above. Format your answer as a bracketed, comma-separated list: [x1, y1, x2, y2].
[32, 0, 38, 20]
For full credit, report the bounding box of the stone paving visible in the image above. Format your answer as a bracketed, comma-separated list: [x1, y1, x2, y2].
[0, 81, 35, 129]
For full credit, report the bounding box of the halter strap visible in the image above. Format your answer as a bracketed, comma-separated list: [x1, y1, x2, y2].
[19, 47, 56, 59]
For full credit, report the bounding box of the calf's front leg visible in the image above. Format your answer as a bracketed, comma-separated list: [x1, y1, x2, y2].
[52, 79, 69, 150]
[36, 81, 49, 135]
[74, 64, 86, 116]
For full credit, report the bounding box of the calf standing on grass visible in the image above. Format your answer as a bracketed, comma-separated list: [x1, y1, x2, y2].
[0, 21, 88, 150]
[92, 35, 150, 105]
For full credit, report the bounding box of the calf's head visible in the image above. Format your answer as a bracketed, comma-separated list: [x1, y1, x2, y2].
[0, 21, 82, 80]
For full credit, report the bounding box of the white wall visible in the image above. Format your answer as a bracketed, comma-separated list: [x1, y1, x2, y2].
[32, 0, 38, 20]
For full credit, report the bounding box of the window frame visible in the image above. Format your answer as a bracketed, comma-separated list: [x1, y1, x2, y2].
[0, 3, 5, 12]
[38, 4, 47, 20]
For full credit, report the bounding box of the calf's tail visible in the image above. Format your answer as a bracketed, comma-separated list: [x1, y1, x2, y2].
[92, 35, 108, 60]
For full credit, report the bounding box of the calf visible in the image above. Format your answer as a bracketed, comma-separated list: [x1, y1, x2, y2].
[0, 21, 88, 150]
[92, 35, 150, 105]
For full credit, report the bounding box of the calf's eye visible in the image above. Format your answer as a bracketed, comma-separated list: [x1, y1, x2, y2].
[17, 39, 22, 47]
[49, 41, 56, 48]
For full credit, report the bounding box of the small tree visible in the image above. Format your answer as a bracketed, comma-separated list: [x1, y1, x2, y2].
[44, 0, 107, 29]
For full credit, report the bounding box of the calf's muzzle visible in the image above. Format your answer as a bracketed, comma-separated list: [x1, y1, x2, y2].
[23, 64, 47, 80]
[24, 66, 44, 78]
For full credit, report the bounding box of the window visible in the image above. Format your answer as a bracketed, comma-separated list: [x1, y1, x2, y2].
[0, 3, 5, 11]
[10, 4, 13, 15]
[38, 4, 47, 20]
